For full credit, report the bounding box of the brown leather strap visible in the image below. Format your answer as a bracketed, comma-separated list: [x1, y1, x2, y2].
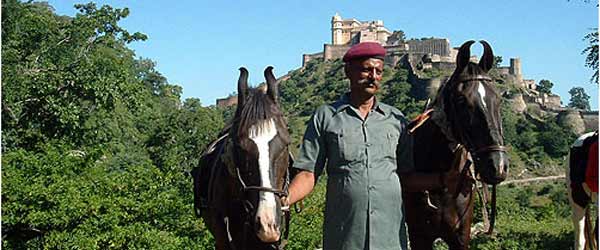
[474, 145, 507, 155]
[486, 184, 497, 235]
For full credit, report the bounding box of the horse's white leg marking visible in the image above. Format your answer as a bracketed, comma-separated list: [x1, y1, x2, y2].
[478, 83, 487, 109]
[248, 118, 280, 242]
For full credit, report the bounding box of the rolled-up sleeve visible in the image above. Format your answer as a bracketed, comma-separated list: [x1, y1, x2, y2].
[396, 119, 414, 174]
[293, 110, 327, 179]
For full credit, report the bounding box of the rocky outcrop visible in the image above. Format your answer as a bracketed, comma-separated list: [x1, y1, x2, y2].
[509, 94, 527, 114]
[557, 109, 586, 135]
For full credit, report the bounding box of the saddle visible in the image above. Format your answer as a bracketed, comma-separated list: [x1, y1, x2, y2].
[192, 125, 231, 218]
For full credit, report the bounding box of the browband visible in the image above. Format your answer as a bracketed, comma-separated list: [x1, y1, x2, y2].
[456, 75, 492, 82]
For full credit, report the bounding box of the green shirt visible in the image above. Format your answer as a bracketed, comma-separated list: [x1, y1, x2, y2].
[294, 93, 414, 250]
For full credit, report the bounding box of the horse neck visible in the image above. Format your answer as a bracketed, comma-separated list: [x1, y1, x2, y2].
[413, 119, 456, 172]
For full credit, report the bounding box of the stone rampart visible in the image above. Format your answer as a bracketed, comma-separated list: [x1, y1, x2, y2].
[302, 52, 324, 67]
[216, 96, 237, 108]
[323, 44, 351, 61]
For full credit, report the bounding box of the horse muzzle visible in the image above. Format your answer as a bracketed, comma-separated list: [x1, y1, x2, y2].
[475, 150, 509, 185]
[255, 205, 281, 243]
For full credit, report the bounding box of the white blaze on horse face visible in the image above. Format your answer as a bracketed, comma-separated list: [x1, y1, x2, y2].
[478, 83, 487, 109]
[248, 118, 280, 242]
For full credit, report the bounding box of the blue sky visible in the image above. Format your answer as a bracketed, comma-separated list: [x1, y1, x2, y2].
[48, 0, 598, 109]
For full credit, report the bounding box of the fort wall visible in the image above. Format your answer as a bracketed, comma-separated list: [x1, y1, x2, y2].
[323, 44, 351, 61]
[216, 96, 237, 108]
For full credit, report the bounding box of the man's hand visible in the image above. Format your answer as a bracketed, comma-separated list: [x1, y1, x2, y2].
[281, 196, 290, 211]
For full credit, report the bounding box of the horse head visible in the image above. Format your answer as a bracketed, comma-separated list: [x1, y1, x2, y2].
[442, 40, 509, 184]
[231, 66, 290, 243]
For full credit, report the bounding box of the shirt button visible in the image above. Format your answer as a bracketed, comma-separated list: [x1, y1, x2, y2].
[366, 143, 372, 147]
[369, 185, 375, 190]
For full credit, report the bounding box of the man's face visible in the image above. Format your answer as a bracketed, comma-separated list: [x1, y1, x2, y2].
[346, 58, 384, 95]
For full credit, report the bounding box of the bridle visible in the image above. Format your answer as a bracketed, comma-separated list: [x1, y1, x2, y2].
[441, 74, 507, 235]
[448, 74, 508, 157]
[221, 129, 292, 250]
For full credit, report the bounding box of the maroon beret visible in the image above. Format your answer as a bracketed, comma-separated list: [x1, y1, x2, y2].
[342, 42, 386, 62]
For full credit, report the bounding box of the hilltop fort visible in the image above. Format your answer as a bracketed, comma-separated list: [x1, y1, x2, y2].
[217, 14, 597, 133]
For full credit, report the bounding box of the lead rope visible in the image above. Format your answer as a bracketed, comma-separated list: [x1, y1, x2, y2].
[486, 185, 497, 235]
[278, 168, 292, 249]
[224, 216, 239, 250]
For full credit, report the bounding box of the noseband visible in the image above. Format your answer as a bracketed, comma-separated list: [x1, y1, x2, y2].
[234, 168, 289, 197]
[472, 145, 507, 156]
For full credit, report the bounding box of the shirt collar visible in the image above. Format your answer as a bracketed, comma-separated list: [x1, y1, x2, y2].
[334, 93, 386, 115]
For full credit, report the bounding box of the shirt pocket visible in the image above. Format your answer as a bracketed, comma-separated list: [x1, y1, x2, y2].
[340, 128, 364, 164]
[384, 132, 400, 160]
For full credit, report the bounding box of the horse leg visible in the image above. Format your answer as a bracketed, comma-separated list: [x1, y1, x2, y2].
[408, 234, 435, 250]
[444, 232, 469, 250]
[569, 186, 587, 250]
[442, 216, 471, 250]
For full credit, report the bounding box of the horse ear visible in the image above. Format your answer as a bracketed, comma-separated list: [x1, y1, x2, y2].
[237, 67, 249, 114]
[479, 40, 494, 72]
[264, 66, 278, 103]
[454, 40, 475, 76]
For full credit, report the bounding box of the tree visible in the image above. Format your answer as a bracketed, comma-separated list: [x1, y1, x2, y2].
[583, 29, 598, 84]
[1, 0, 148, 150]
[568, 87, 591, 110]
[536, 79, 554, 94]
[538, 119, 576, 157]
[2, 1, 219, 249]
[493, 56, 503, 68]
[387, 30, 406, 45]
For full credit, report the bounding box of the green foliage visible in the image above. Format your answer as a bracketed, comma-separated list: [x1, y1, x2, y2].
[568, 86, 591, 110]
[286, 179, 327, 249]
[419, 67, 450, 79]
[583, 29, 599, 84]
[536, 79, 554, 94]
[538, 119, 576, 158]
[470, 182, 573, 250]
[2, 142, 214, 249]
[2, 1, 219, 249]
[493, 56, 503, 68]
[2, 0, 147, 150]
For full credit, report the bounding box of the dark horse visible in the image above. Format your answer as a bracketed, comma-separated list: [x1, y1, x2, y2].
[403, 40, 509, 250]
[193, 67, 291, 250]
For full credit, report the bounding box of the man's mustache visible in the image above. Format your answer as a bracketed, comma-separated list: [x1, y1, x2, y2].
[357, 79, 379, 87]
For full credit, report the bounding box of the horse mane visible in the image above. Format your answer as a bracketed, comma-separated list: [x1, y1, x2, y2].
[235, 87, 284, 137]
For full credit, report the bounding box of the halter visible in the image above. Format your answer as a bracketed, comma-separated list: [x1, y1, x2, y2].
[455, 75, 492, 82]
[220, 132, 292, 250]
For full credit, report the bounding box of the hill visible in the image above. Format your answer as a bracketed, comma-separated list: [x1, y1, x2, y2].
[277, 58, 582, 179]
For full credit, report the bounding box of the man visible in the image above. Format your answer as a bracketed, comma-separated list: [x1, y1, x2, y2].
[285, 42, 455, 250]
